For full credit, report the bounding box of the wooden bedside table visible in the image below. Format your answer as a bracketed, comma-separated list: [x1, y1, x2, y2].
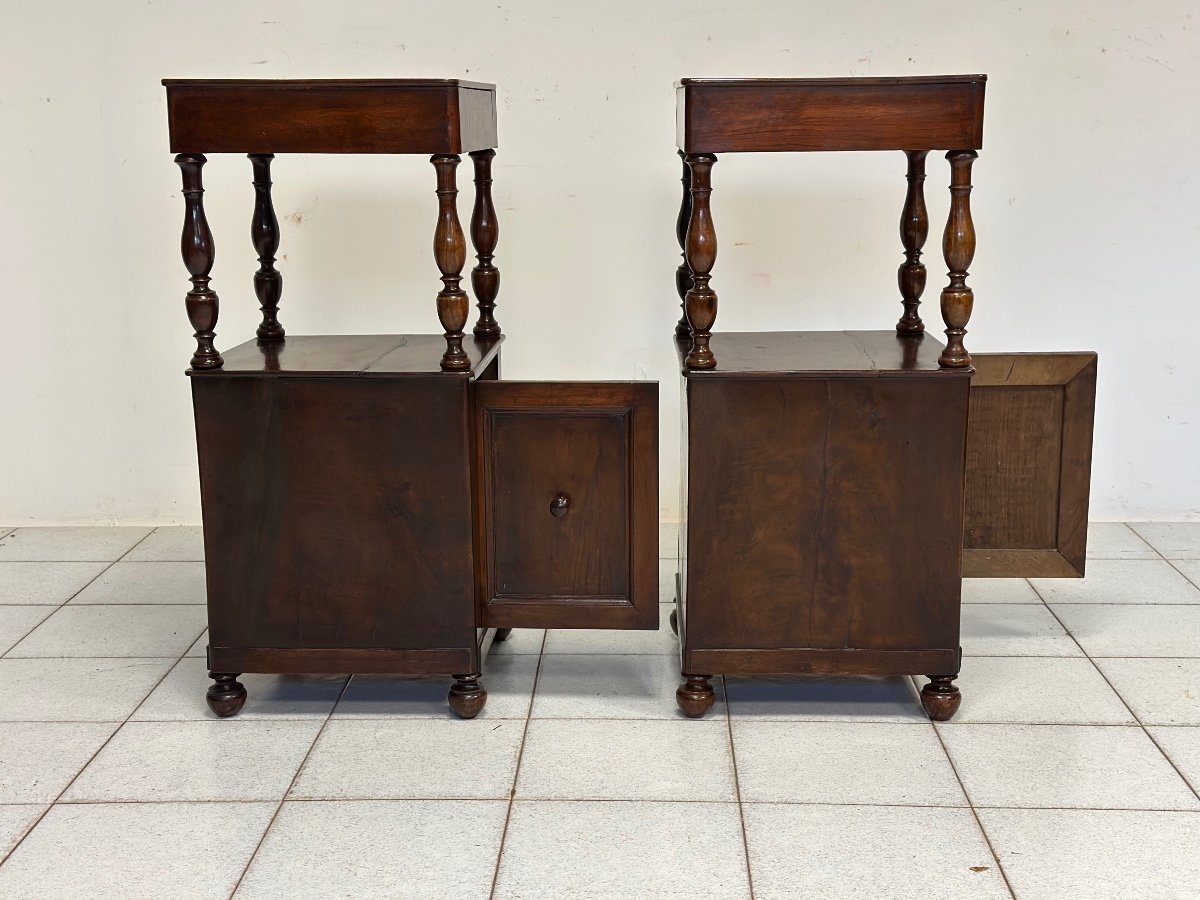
[164, 80, 659, 718]
[669, 76, 1098, 720]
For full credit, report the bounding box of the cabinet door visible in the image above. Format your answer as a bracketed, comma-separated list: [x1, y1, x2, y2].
[963, 352, 1097, 578]
[475, 381, 659, 629]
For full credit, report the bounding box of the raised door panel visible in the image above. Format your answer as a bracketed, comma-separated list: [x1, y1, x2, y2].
[963, 352, 1098, 578]
[476, 382, 658, 629]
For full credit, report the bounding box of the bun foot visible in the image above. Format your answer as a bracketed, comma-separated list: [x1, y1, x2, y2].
[492, 628, 513, 642]
[677, 674, 715, 718]
[669, 609, 679, 637]
[448, 674, 487, 719]
[206, 672, 247, 718]
[920, 676, 961, 721]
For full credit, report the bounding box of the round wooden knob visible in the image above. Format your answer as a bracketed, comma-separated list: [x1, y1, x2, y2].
[550, 494, 570, 518]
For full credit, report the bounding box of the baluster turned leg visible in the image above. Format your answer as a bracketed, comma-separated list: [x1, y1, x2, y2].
[432, 154, 470, 371]
[675, 150, 694, 338]
[938, 150, 977, 368]
[249, 154, 285, 342]
[896, 150, 929, 334]
[683, 153, 718, 369]
[469, 149, 501, 338]
[175, 154, 222, 369]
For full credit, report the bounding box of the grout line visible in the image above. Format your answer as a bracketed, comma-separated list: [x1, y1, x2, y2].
[929, 722, 1018, 899]
[724, 676, 756, 899]
[227, 676, 352, 899]
[1030, 580, 1200, 807]
[489, 629, 548, 900]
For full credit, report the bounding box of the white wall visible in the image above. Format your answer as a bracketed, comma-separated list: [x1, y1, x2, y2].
[1, 0, 1197, 524]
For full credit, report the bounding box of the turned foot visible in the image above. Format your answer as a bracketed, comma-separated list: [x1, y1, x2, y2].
[206, 672, 247, 718]
[920, 675, 962, 721]
[448, 673, 487, 719]
[677, 674, 716, 718]
[669, 609, 679, 637]
[493, 628, 513, 642]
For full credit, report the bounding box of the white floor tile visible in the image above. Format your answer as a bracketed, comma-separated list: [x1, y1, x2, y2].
[333, 654, 537, 719]
[659, 560, 678, 604]
[1032, 559, 1200, 605]
[1147, 726, 1200, 795]
[0, 607, 53, 655]
[0, 804, 45, 863]
[940, 724, 1199, 810]
[133, 657, 347, 721]
[1051, 605, 1200, 657]
[0, 801, 275, 900]
[63, 720, 321, 802]
[961, 577, 1041, 603]
[543, 607, 677, 655]
[290, 719, 523, 800]
[0, 527, 152, 562]
[124, 526, 205, 561]
[0, 657, 173, 722]
[1087, 522, 1158, 559]
[488, 628, 545, 655]
[532, 653, 720, 720]
[978, 807, 1200, 900]
[0, 562, 107, 605]
[186, 629, 208, 657]
[235, 799, 507, 900]
[0, 721, 118, 803]
[1130, 523, 1200, 559]
[946, 657, 1135, 725]
[1094, 658, 1200, 725]
[733, 721, 966, 807]
[0, 529, 11, 541]
[743, 804, 1008, 900]
[516, 719, 736, 801]
[70, 561, 207, 605]
[494, 800, 750, 900]
[726, 674, 927, 722]
[960, 603, 1081, 657]
[1174, 558, 1200, 590]
[6, 604, 207, 657]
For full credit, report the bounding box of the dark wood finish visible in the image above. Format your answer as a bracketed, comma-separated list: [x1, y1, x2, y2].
[938, 151, 977, 367]
[164, 79, 498, 154]
[920, 676, 962, 721]
[492, 628, 513, 642]
[175, 154, 223, 369]
[963, 352, 1098, 577]
[896, 150, 929, 333]
[207, 646, 476, 674]
[675, 150, 693, 337]
[433, 155, 470, 370]
[205, 672, 246, 717]
[249, 154, 285, 342]
[476, 381, 659, 630]
[469, 149, 501, 338]
[676, 76, 985, 153]
[676, 331, 969, 717]
[683, 153, 718, 369]
[448, 674, 487, 719]
[209, 334, 502, 379]
[676, 674, 716, 718]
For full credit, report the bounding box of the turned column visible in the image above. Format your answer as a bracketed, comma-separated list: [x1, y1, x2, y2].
[432, 154, 470, 370]
[675, 150, 693, 337]
[938, 150, 977, 368]
[683, 153, 718, 369]
[896, 150, 929, 334]
[469, 149, 501, 338]
[249, 154, 285, 342]
[175, 154, 222, 369]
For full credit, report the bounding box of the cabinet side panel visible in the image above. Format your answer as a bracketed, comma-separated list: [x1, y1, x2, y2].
[193, 376, 475, 653]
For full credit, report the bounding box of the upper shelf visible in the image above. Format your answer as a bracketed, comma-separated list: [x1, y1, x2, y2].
[164, 78, 498, 155]
[676, 74, 985, 153]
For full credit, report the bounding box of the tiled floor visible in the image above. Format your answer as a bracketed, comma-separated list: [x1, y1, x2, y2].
[0, 522, 1197, 898]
